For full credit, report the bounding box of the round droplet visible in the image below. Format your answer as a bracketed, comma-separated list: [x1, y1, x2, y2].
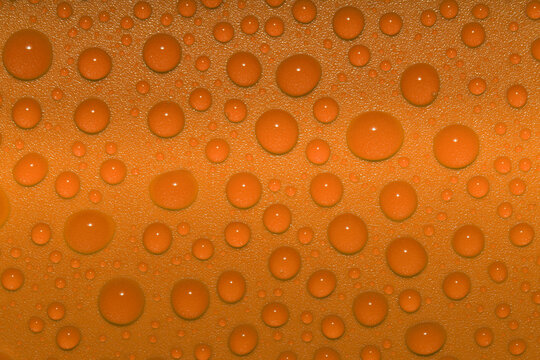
[468, 77, 486, 95]
[379, 181, 417, 221]
[313, 97, 339, 124]
[263, 203, 292, 234]
[224, 222, 251, 248]
[386, 237, 427, 277]
[147, 101, 185, 138]
[78, 47, 112, 80]
[13, 152, 48, 186]
[440, 0, 459, 19]
[64, 209, 115, 254]
[12, 97, 42, 129]
[353, 291, 388, 327]
[310, 172, 343, 207]
[443, 271, 471, 300]
[261, 302, 289, 327]
[475, 327, 494, 347]
[171, 279, 209, 320]
[292, 0, 317, 24]
[490, 266, 508, 285]
[226, 51, 262, 87]
[73, 98, 110, 134]
[191, 239, 212, 261]
[205, 138, 229, 163]
[452, 225, 485, 257]
[433, 124, 479, 169]
[143, 222, 172, 254]
[461, 22, 486, 48]
[224, 99, 247, 123]
[509, 223, 534, 247]
[327, 213, 368, 255]
[28, 316, 44, 333]
[194, 343, 212, 360]
[405, 322, 446, 356]
[217, 270, 246, 304]
[189, 87, 212, 111]
[268, 246, 301, 280]
[531, 38, 540, 61]
[149, 169, 198, 210]
[314, 347, 341, 360]
[348, 44, 371, 67]
[379, 12, 402, 36]
[508, 338, 527, 355]
[1, 268, 24, 291]
[31, 222, 51, 245]
[347, 111, 404, 161]
[255, 109, 298, 155]
[228, 324, 258, 356]
[333, 6, 364, 40]
[98, 277, 145, 325]
[307, 269, 336, 298]
[100, 159, 127, 185]
[143, 33, 181, 73]
[3, 29, 53, 80]
[400, 63, 440, 106]
[399, 289, 421, 313]
[467, 176, 489, 198]
[213, 21, 234, 43]
[226, 172, 262, 209]
[506, 84, 527, 108]
[56, 326, 81, 350]
[321, 315, 345, 340]
[55, 171, 80, 199]
[420, 9, 437, 27]
[276, 54, 321, 97]
[305, 138, 330, 165]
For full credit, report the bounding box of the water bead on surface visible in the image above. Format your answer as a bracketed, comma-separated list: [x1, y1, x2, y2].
[3, 29, 53, 80]
[98, 277, 145, 325]
[64, 209, 115, 254]
[433, 125, 479, 169]
[149, 169, 198, 210]
[405, 322, 446, 356]
[276, 54, 321, 97]
[400, 63, 440, 106]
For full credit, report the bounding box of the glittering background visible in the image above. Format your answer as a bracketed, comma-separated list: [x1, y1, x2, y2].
[0, 0, 538, 359]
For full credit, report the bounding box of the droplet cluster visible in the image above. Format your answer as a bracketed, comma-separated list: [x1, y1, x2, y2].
[0, 0, 537, 359]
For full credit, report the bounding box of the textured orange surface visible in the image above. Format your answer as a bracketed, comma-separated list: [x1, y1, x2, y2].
[0, 0, 538, 359]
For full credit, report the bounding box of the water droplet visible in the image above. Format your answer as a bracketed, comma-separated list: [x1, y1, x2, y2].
[313, 97, 339, 124]
[78, 47, 112, 80]
[509, 223, 534, 247]
[276, 54, 321, 97]
[171, 279, 209, 320]
[347, 111, 404, 161]
[263, 203, 292, 234]
[3, 29, 52, 80]
[398, 289, 421, 313]
[100, 159, 127, 185]
[227, 51, 261, 87]
[379, 12, 402, 36]
[56, 326, 81, 350]
[13, 152, 48, 186]
[405, 322, 446, 355]
[261, 302, 289, 327]
[292, 0, 317, 24]
[228, 324, 258, 356]
[55, 171, 80, 199]
[1, 268, 24, 291]
[433, 124, 479, 169]
[73, 98, 110, 134]
[333, 6, 364, 40]
[400, 63, 440, 106]
[353, 291, 388, 327]
[64, 209, 115, 254]
[147, 101, 185, 138]
[143, 222, 172, 254]
[327, 213, 368, 255]
[379, 181, 417, 221]
[98, 277, 145, 325]
[143, 33, 182, 73]
[149, 169, 198, 210]
[224, 221, 251, 248]
[310, 172, 343, 207]
[442, 271, 471, 300]
[12, 97, 42, 129]
[452, 224, 484, 257]
[217, 270, 246, 303]
[386, 237, 427, 277]
[307, 269, 336, 298]
[268, 246, 301, 280]
[321, 314, 345, 339]
[461, 22, 486, 47]
[226, 172, 262, 209]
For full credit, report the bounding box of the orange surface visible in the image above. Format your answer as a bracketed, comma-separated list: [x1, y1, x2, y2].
[0, 0, 538, 359]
